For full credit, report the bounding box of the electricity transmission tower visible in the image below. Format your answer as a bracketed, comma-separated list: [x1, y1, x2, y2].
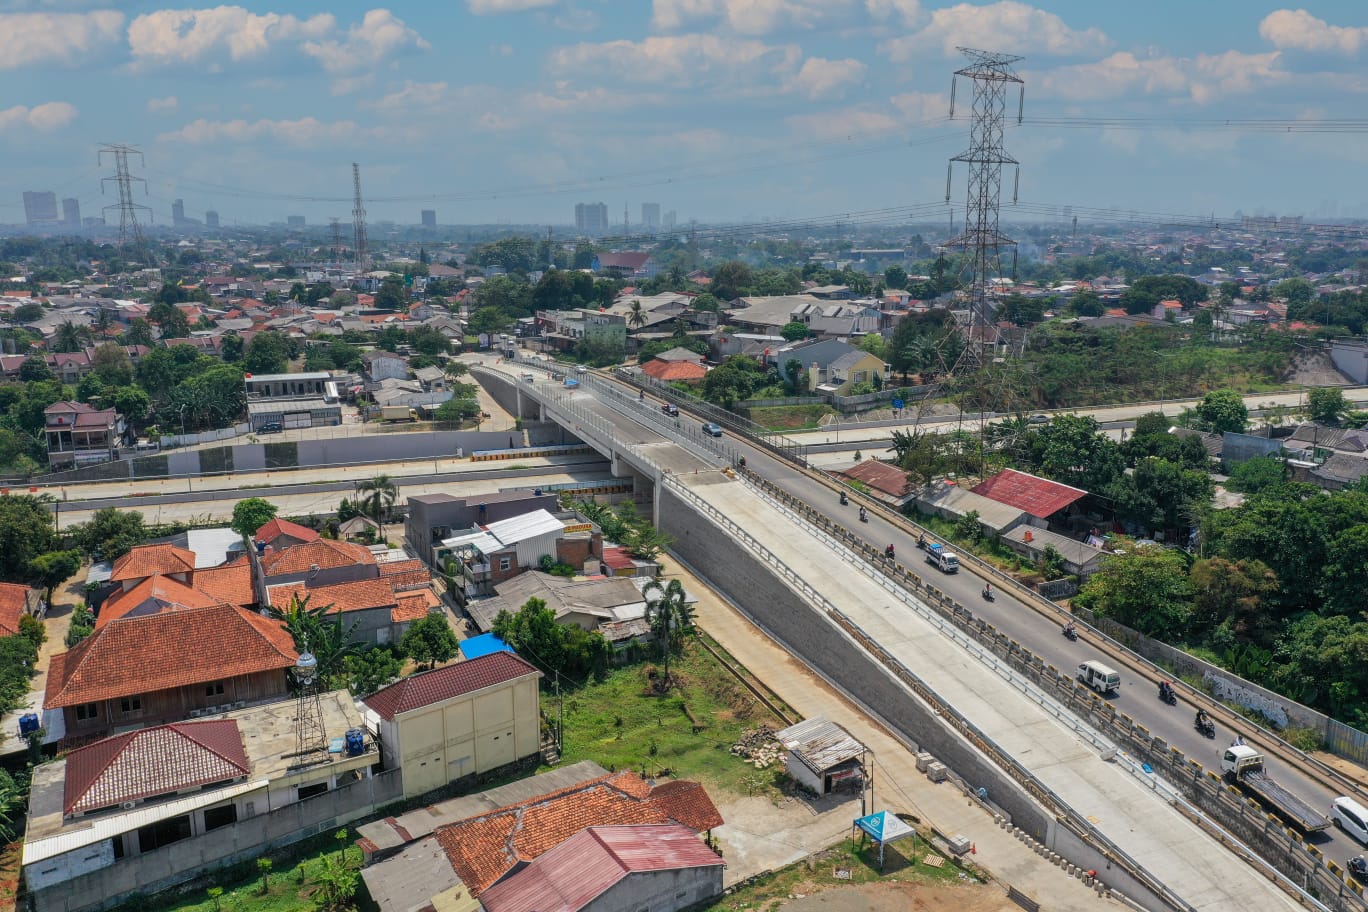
[943, 48, 1024, 371]
[99, 144, 153, 263]
[351, 163, 369, 272]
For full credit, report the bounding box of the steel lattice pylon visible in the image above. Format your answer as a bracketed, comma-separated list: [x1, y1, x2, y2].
[99, 144, 153, 264]
[944, 48, 1024, 371]
[352, 162, 369, 272]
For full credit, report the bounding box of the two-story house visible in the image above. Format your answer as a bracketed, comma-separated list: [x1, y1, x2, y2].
[44, 401, 124, 468]
[769, 339, 888, 395]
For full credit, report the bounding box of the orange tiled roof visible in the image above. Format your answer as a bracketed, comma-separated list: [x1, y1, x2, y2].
[192, 562, 256, 608]
[378, 559, 424, 577]
[0, 582, 30, 636]
[379, 560, 431, 592]
[433, 771, 722, 895]
[110, 544, 196, 582]
[45, 604, 297, 708]
[639, 359, 708, 382]
[97, 575, 225, 626]
[255, 517, 320, 546]
[392, 590, 439, 624]
[267, 577, 396, 614]
[259, 539, 374, 576]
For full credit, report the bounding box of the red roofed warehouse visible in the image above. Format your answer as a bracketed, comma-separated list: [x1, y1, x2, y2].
[363, 652, 542, 799]
[971, 468, 1088, 525]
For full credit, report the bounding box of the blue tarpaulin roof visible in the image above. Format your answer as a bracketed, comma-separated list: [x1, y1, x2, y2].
[459, 633, 514, 660]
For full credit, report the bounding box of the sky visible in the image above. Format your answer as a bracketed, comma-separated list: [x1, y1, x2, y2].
[4, 0, 1368, 229]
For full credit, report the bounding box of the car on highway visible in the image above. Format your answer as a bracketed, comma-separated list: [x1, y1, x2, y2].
[662, 403, 679, 416]
[257, 422, 284, 434]
[1029, 413, 1051, 425]
[701, 421, 723, 437]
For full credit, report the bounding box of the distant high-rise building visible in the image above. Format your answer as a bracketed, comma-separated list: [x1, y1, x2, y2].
[641, 203, 660, 230]
[205, 210, 220, 229]
[663, 210, 677, 229]
[172, 199, 185, 225]
[421, 209, 436, 228]
[575, 202, 609, 235]
[61, 198, 80, 227]
[23, 191, 58, 226]
[287, 215, 306, 229]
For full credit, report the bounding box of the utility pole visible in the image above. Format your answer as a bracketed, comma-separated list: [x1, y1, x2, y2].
[944, 48, 1024, 372]
[99, 144, 153, 264]
[351, 163, 369, 273]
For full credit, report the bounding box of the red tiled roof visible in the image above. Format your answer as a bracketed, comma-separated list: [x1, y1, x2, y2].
[0, 582, 30, 637]
[600, 546, 635, 573]
[268, 577, 396, 615]
[378, 559, 424, 577]
[97, 575, 225, 626]
[110, 543, 196, 583]
[837, 459, 910, 499]
[259, 539, 373, 576]
[434, 771, 722, 896]
[193, 562, 256, 607]
[639, 359, 708, 382]
[392, 590, 438, 624]
[479, 825, 722, 912]
[379, 560, 431, 592]
[364, 651, 539, 721]
[596, 252, 650, 269]
[255, 517, 320, 547]
[45, 604, 297, 708]
[971, 468, 1088, 519]
[62, 720, 249, 815]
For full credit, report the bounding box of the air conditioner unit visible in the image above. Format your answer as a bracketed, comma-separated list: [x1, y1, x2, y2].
[120, 801, 137, 810]
[188, 708, 206, 718]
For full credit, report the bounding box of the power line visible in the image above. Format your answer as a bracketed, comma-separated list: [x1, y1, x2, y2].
[99, 144, 152, 264]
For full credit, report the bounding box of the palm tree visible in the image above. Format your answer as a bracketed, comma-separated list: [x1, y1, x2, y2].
[627, 299, 646, 331]
[643, 578, 695, 690]
[357, 475, 398, 525]
[52, 321, 88, 353]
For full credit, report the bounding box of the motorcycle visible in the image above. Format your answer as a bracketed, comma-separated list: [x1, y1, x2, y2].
[840, 492, 849, 506]
[858, 508, 868, 523]
[1195, 715, 1216, 738]
[884, 545, 896, 560]
[1062, 625, 1079, 642]
[916, 535, 928, 550]
[1158, 682, 1177, 706]
[982, 586, 995, 602]
[1349, 856, 1367, 882]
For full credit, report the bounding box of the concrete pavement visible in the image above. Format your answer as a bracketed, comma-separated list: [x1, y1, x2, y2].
[0, 576, 79, 756]
[678, 470, 1303, 912]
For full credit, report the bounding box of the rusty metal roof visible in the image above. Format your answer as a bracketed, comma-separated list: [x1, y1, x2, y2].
[775, 717, 864, 774]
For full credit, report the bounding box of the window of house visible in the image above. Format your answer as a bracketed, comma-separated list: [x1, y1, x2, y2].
[137, 814, 193, 853]
[120, 696, 142, 715]
[205, 682, 225, 698]
[498, 557, 511, 572]
[75, 703, 99, 722]
[202, 804, 238, 832]
[297, 782, 329, 801]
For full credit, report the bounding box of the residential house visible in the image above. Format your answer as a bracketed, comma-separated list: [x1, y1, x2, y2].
[362, 350, 410, 382]
[254, 517, 320, 550]
[770, 339, 886, 395]
[0, 582, 42, 634]
[537, 308, 628, 355]
[23, 691, 379, 912]
[971, 469, 1089, 530]
[405, 491, 560, 569]
[834, 460, 914, 508]
[999, 524, 1106, 578]
[243, 371, 332, 400]
[592, 252, 659, 280]
[724, 294, 825, 334]
[791, 299, 882, 337]
[43, 603, 297, 741]
[466, 571, 652, 644]
[44, 401, 124, 468]
[478, 825, 725, 912]
[439, 509, 602, 598]
[639, 347, 708, 384]
[110, 543, 196, 592]
[915, 480, 1028, 537]
[361, 651, 543, 799]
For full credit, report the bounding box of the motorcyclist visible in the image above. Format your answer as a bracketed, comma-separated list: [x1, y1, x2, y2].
[1195, 709, 1209, 728]
[858, 506, 867, 522]
[1063, 621, 1077, 638]
[983, 583, 993, 599]
[918, 533, 927, 549]
[840, 491, 849, 505]
[1159, 680, 1173, 700]
[885, 544, 895, 559]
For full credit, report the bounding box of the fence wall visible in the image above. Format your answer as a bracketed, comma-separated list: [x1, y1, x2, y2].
[33, 769, 404, 912]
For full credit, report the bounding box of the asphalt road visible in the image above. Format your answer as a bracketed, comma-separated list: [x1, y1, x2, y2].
[552, 365, 1368, 869]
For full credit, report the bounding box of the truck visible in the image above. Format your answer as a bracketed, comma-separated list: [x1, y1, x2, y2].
[380, 406, 419, 422]
[1221, 745, 1330, 833]
[925, 542, 960, 573]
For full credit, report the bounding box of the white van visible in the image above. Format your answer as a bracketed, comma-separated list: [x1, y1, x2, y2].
[1334, 796, 1368, 844]
[1077, 660, 1121, 695]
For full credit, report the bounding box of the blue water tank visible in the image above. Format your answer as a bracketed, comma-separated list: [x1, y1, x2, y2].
[344, 728, 365, 757]
[18, 713, 39, 736]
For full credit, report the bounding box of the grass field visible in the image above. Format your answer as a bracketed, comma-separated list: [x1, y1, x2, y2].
[744, 404, 834, 431]
[545, 637, 795, 796]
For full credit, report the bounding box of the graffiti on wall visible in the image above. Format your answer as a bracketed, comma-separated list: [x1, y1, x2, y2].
[1204, 672, 1290, 730]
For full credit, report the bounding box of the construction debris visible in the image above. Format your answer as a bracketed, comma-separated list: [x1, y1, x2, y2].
[731, 726, 782, 769]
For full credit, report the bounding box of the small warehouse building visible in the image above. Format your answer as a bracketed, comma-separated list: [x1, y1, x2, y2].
[246, 397, 342, 431]
[775, 717, 866, 796]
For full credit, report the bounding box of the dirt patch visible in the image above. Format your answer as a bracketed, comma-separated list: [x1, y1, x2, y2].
[1311, 751, 1368, 790]
[765, 881, 1018, 912]
[1285, 350, 1351, 386]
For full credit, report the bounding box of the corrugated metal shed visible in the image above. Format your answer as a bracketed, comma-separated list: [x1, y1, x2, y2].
[775, 717, 864, 775]
[485, 509, 564, 544]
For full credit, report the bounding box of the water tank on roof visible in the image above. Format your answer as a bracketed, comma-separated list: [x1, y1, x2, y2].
[255, 539, 266, 555]
[295, 652, 318, 682]
[344, 728, 365, 756]
[18, 713, 39, 737]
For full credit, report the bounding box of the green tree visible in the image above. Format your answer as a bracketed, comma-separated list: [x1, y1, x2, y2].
[1075, 546, 1194, 637]
[399, 612, 458, 669]
[1225, 456, 1287, 494]
[883, 265, 908, 289]
[123, 318, 155, 348]
[700, 355, 763, 408]
[468, 306, 512, 337]
[51, 321, 88, 353]
[243, 330, 291, 374]
[0, 496, 57, 583]
[148, 301, 190, 339]
[70, 507, 146, 562]
[1032, 414, 1125, 493]
[343, 646, 403, 696]
[1271, 614, 1368, 725]
[625, 524, 674, 561]
[357, 475, 398, 524]
[257, 858, 272, 894]
[1067, 288, 1105, 317]
[1194, 389, 1247, 435]
[779, 321, 810, 342]
[1308, 387, 1347, 426]
[691, 292, 721, 312]
[231, 497, 278, 540]
[11, 302, 44, 324]
[374, 275, 407, 311]
[1189, 557, 1279, 645]
[1272, 277, 1315, 306]
[18, 355, 53, 383]
[492, 596, 610, 680]
[28, 550, 80, 610]
[710, 261, 752, 300]
[270, 595, 360, 686]
[220, 333, 244, 362]
[90, 343, 134, 387]
[643, 578, 695, 689]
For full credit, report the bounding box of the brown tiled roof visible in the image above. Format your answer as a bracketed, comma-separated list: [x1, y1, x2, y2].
[639, 359, 708, 382]
[110, 544, 196, 582]
[62, 720, 249, 815]
[0, 582, 31, 637]
[260, 539, 374, 576]
[364, 651, 539, 721]
[433, 771, 722, 895]
[391, 590, 439, 624]
[45, 604, 297, 708]
[379, 561, 431, 592]
[378, 559, 424, 577]
[268, 577, 396, 614]
[254, 517, 320, 546]
[192, 562, 256, 607]
[97, 575, 225, 626]
[646, 780, 725, 832]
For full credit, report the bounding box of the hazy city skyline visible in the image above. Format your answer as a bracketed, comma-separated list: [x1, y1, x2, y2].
[4, 1, 1368, 228]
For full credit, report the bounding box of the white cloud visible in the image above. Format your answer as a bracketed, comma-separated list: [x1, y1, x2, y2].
[158, 116, 381, 146]
[370, 80, 450, 110]
[1034, 50, 1285, 104]
[890, 90, 948, 122]
[127, 7, 334, 67]
[1259, 9, 1368, 56]
[882, 1, 1108, 60]
[147, 95, 179, 113]
[467, 0, 556, 12]
[520, 85, 667, 112]
[301, 8, 428, 74]
[652, 0, 858, 35]
[785, 108, 900, 140]
[792, 57, 865, 98]
[0, 11, 123, 69]
[0, 102, 78, 133]
[550, 34, 801, 87]
[865, 0, 922, 26]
